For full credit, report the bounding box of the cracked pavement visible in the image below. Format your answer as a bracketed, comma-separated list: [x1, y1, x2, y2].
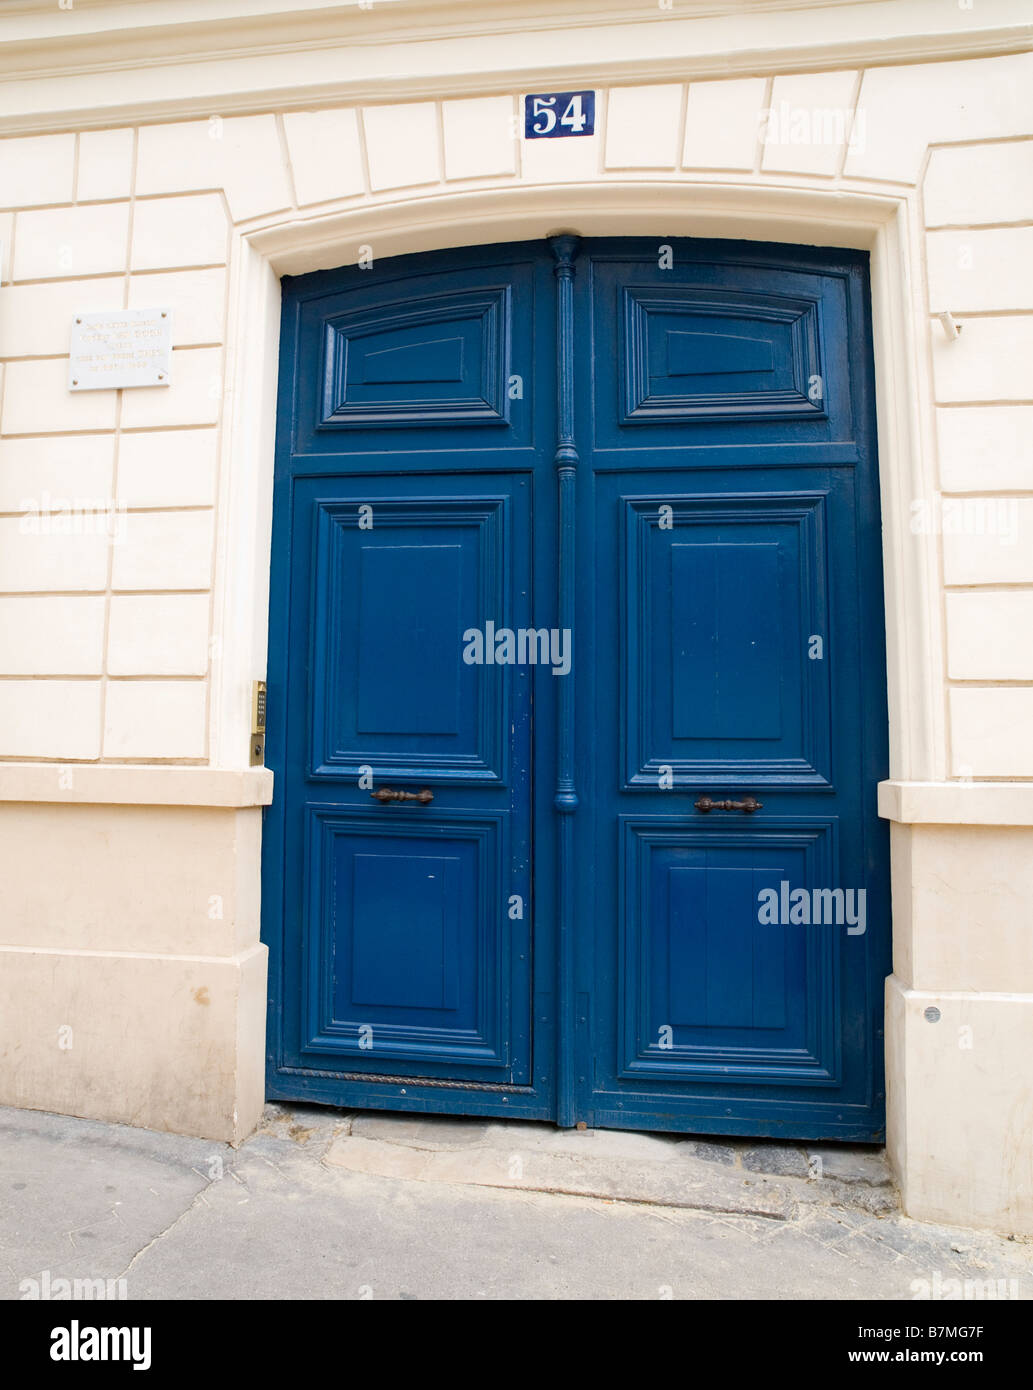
[1, 1103, 1030, 1300]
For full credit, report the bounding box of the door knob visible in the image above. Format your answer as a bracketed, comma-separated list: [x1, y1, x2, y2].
[694, 795, 763, 813]
[371, 787, 434, 804]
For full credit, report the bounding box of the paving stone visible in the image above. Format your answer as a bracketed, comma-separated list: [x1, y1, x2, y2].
[740, 1144, 811, 1178]
[325, 1131, 795, 1219]
[806, 1144, 893, 1186]
[0, 1106, 216, 1299]
[349, 1112, 491, 1149]
[684, 1140, 739, 1167]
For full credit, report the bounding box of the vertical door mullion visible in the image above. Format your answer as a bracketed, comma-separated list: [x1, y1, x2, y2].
[548, 233, 581, 1128]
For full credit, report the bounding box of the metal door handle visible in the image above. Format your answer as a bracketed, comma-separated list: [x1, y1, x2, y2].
[371, 787, 434, 804]
[694, 795, 763, 814]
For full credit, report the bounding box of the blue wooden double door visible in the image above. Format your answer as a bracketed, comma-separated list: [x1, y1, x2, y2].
[265, 236, 890, 1140]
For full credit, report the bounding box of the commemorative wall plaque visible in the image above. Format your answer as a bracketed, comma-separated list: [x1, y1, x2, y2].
[69, 308, 172, 391]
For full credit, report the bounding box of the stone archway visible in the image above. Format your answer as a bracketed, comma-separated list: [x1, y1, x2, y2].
[216, 175, 938, 1188]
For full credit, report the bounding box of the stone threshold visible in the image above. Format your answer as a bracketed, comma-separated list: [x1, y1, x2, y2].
[305, 1109, 897, 1222]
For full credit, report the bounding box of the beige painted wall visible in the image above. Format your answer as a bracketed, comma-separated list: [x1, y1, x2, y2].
[0, 0, 1031, 1228]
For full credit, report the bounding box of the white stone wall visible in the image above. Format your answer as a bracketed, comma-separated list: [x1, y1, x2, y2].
[0, 7, 1031, 1226]
[0, 147, 227, 762]
[1, 57, 1031, 771]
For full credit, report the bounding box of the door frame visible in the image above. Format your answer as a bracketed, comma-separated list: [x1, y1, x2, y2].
[218, 179, 939, 1133]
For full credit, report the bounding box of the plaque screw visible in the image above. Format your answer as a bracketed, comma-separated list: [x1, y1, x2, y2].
[75, 317, 81, 324]
[72, 378, 78, 386]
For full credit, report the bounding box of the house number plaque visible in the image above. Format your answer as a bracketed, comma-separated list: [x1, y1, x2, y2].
[524, 91, 596, 138]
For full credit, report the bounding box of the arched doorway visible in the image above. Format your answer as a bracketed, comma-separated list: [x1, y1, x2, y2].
[261, 233, 890, 1139]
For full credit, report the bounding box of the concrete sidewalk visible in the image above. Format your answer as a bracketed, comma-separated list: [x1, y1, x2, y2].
[1, 1103, 1029, 1300]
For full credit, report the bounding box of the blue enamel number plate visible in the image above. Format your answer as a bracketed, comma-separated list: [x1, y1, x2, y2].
[524, 91, 596, 139]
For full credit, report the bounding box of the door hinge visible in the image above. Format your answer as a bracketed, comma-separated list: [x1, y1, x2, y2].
[250, 680, 266, 765]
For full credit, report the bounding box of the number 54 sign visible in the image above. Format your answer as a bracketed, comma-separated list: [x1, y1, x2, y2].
[524, 91, 596, 139]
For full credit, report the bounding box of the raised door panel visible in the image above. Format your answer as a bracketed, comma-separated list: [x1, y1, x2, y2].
[310, 494, 510, 782]
[619, 819, 841, 1086]
[321, 287, 511, 428]
[290, 254, 538, 455]
[591, 250, 858, 453]
[303, 809, 518, 1072]
[621, 285, 826, 423]
[622, 493, 832, 787]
